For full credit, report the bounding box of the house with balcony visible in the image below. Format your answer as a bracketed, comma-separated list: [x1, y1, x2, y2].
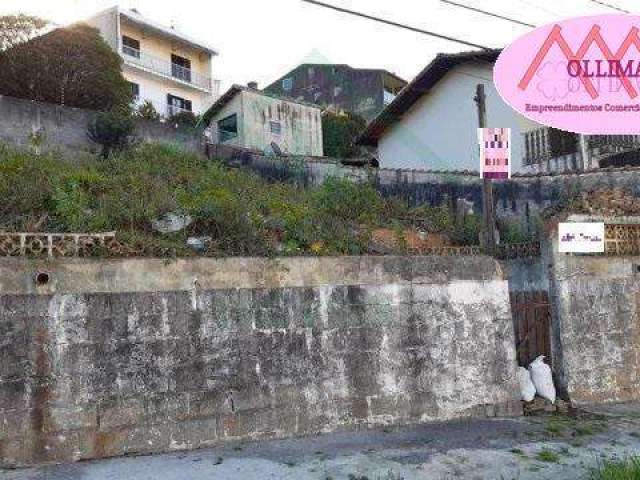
[85, 7, 220, 118]
[264, 64, 407, 122]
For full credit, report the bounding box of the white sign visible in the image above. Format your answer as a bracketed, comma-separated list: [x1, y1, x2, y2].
[558, 223, 605, 253]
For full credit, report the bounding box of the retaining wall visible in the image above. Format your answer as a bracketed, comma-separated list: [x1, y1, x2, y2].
[548, 223, 640, 405]
[0, 256, 520, 467]
[0, 95, 203, 154]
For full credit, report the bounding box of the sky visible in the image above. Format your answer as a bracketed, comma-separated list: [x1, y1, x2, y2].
[1, 0, 638, 90]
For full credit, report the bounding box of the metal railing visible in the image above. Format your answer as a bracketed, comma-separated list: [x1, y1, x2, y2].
[523, 127, 640, 166]
[121, 46, 214, 92]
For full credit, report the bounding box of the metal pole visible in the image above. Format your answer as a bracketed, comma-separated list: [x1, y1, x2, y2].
[474, 84, 497, 254]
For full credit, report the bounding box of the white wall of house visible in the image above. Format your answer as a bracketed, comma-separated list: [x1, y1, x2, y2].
[210, 90, 323, 156]
[377, 63, 541, 173]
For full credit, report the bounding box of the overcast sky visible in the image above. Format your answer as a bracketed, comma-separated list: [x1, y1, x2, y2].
[1, 0, 638, 89]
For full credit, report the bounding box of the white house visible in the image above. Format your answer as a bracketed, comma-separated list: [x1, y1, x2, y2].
[202, 84, 324, 157]
[358, 50, 640, 173]
[85, 6, 220, 117]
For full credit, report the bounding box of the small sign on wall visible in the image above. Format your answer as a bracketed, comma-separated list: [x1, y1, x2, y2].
[558, 222, 605, 253]
[479, 128, 511, 180]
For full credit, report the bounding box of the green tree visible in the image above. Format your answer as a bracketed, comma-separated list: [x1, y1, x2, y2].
[321, 111, 367, 158]
[0, 23, 131, 111]
[0, 14, 48, 51]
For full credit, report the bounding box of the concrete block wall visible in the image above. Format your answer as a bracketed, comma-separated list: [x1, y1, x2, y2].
[0, 256, 520, 467]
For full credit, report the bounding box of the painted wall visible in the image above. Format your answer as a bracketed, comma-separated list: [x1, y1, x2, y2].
[210, 91, 324, 156]
[377, 64, 542, 173]
[0, 256, 520, 467]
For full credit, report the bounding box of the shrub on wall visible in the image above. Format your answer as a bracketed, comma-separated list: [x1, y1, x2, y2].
[0, 23, 132, 111]
[87, 111, 136, 158]
[134, 101, 161, 122]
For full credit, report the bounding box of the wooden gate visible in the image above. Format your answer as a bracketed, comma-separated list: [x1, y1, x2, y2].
[509, 291, 552, 367]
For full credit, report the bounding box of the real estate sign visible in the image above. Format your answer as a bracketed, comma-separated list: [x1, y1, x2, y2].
[478, 128, 510, 180]
[558, 222, 605, 253]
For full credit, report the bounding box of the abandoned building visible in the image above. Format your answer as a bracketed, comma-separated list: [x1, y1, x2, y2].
[201, 83, 324, 157]
[264, 64, 407, 122]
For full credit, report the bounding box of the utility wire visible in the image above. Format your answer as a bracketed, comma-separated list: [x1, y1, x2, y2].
[440, 0, 536, 28]
[300, 0, 491, 50]
[586, 0, 630, 13]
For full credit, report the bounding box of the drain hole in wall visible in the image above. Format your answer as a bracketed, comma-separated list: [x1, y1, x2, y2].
[35, 272, 50, 286]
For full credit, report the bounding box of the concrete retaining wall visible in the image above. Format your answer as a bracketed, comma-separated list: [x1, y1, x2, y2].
[0, 256, 520, 467]
[550, 251, 640, 406]
[0, 95, 203, 154]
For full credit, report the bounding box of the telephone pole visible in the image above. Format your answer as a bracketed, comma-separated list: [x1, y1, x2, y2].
[474, 84, 497, 254]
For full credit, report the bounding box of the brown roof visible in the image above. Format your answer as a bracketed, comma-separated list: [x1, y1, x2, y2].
[357, 49, 501, 146]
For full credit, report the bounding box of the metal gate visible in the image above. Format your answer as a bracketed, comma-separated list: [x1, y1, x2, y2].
[510, 291, 552, 368]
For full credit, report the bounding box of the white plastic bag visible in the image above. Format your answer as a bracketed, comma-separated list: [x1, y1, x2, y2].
[517, 366, 536, 402]
[529, 355, 556, 403]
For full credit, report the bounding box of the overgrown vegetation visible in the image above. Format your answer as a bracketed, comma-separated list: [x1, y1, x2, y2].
[0, 143, 480, 256]
[591, 457, 640, 480]
[322, 111, 367, 158]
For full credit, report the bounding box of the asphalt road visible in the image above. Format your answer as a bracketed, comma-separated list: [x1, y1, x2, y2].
[4, 405, 640, 480]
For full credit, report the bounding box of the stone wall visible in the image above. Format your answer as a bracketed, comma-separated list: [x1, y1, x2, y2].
[0, 95, 203, 154]
[548, 222, 640, 406]
[0, 256, 520, 467]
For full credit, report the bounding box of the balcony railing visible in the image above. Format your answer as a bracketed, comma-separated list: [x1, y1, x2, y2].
[121, 46, 214, 92]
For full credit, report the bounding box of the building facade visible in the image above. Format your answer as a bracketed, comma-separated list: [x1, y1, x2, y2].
[85, 7, 220, 117]
[358, 50, 640, 173]
[264, 64, 407, 122]
[202, 85, 323, 157]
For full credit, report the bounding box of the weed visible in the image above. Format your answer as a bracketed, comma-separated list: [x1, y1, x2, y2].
[576, 425, 595, 436]
[536, 449, 560, 463]
[590, 456, 640, 479]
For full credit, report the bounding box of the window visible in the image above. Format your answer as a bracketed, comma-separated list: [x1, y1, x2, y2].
[269, 121, 282, 135]
[167, 94, 192, 117]
[282, 78, 293, 91]
[171, 54, 192, 82]
[218, 114, 238, 143]
[122, 36, 140, 58]
[128, 82, 140, 101]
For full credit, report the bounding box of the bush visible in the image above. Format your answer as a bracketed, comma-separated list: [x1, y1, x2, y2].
[135, 101, 161, 121]
[87, 111, 136, 157]
[168, 111, 200, 129]
[0, 24, 131, 111]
